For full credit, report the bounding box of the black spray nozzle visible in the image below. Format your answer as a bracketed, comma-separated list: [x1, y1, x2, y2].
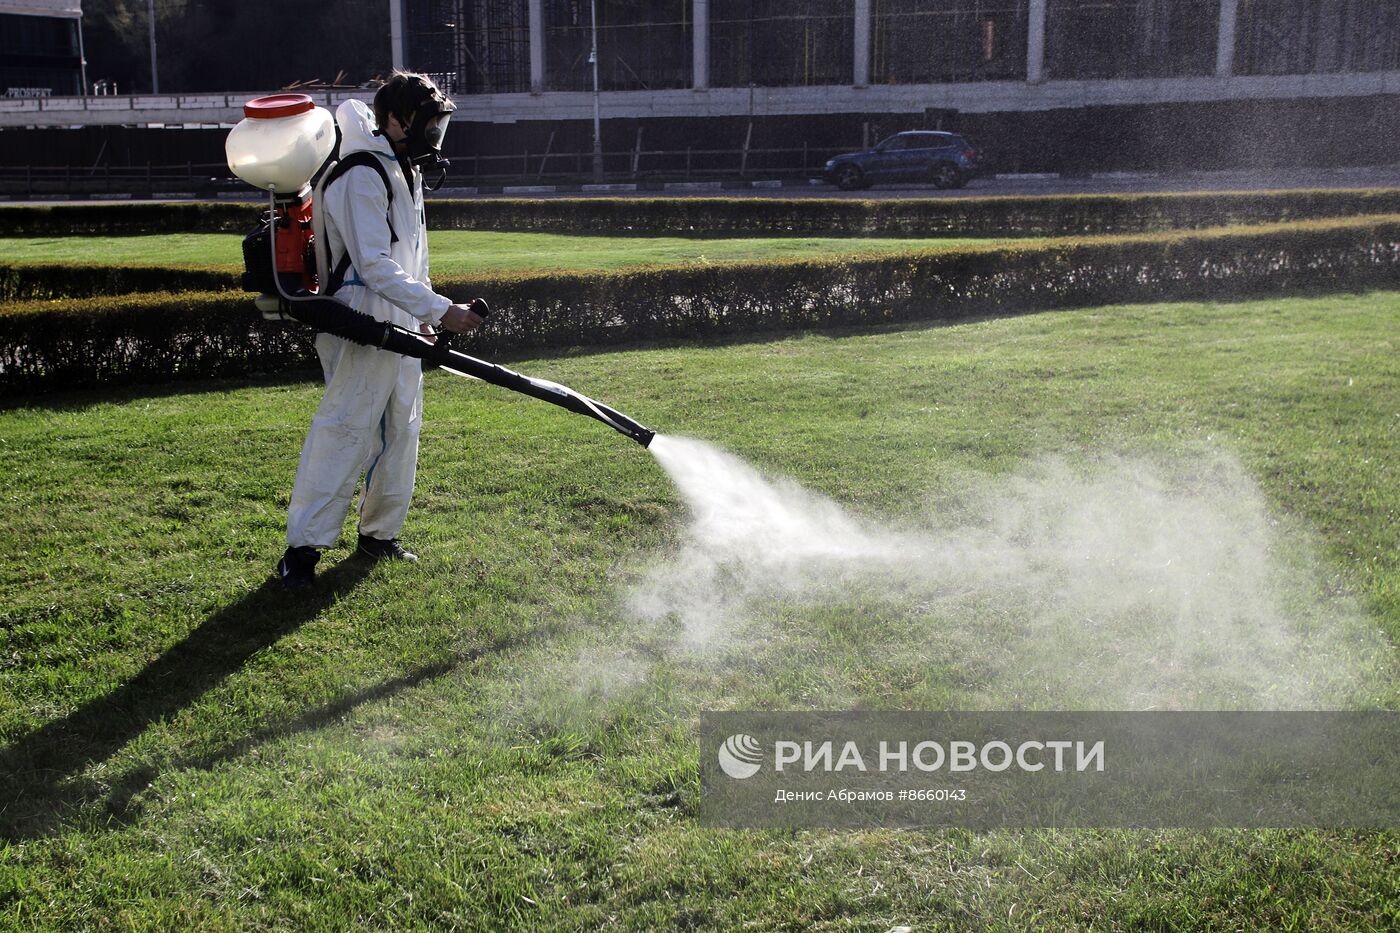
[268, 295, 656, 447]
[625, 422, 656, 449]
[575, 396, 653, 448]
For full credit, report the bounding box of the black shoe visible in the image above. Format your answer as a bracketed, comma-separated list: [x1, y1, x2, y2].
[277, 545, 320, 588]
[356, 534, 418, 562]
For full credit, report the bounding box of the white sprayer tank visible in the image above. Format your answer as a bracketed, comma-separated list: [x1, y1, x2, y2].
[225, 94, 335, 194]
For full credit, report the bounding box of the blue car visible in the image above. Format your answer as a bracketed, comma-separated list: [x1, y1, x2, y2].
[823, 131, 983, 191]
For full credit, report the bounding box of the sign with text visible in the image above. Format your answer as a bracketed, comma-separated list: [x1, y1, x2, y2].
[699, 712, 1400, 829]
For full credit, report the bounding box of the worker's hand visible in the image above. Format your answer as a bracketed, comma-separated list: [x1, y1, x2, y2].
[439, 302, 485, 334]
[418, 322, 437, 345]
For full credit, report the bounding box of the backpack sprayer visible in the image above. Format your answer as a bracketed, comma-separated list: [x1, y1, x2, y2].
[223, 93, 654, 448]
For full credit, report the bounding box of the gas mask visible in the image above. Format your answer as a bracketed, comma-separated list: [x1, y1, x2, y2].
[398, 91, 456, 190]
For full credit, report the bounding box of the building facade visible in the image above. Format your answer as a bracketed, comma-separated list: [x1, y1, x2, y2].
[1, 1, 1397, 178]
[1, 0, 84, 98]
[380, 0, 1400, 175]
[403, 0, 1400, 98]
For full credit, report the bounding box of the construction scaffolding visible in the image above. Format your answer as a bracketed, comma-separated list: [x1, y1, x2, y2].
[1045, 0, 1219, 80]
[1236, 0, 1400, 75]
[710, 0, 852, 88]
[545, 0, 691, 92]
[871, 0, 1029, 84]
[406, 0, 531, 95]
[402, 0, 1400, 97]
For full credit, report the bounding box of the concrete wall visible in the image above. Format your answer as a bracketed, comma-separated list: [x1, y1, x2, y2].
[4, 70, 1400, 129]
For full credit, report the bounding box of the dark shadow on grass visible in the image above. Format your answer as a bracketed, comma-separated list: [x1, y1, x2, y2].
[0, 558, 373, 841]
[97, 657, 459, 827]
[0, 563, 573, 842]
[98, 617, 567, 830]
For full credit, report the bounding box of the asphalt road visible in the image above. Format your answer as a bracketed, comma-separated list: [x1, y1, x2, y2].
[465, 164, 1400, 199]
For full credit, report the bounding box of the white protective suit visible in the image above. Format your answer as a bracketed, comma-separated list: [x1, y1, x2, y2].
[285, 98, 455, 549]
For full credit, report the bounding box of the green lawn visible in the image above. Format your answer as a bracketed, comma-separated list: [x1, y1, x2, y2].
[0, 231, 1009, 275]
[1, 292, 1397, 929]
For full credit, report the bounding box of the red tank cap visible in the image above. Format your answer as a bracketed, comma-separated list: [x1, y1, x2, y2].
[243, 94, 316, 119]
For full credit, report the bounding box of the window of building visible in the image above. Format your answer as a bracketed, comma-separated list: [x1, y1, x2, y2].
[0, 14, 79, 59]
[0, 14, 81, 97]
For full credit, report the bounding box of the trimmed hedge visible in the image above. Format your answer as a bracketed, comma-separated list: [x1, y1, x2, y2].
[4, 216, 1399, 394]
[6, 189, 1400, 239]
[0, 291, 309, 392]
[0, 202, 259, 237]
[424, 189, 1400, 237]
[458, 216, 1400, 347]
[0, 261, 239, 302]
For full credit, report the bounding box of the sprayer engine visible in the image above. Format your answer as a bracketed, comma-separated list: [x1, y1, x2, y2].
[241, 187, 318, 297]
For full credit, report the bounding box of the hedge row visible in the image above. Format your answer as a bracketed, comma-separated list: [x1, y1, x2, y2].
[0, 290, 309, 392]
[4, 216, 1399, 394]
[0, 201, 258, 237]
[423, 189, 1400, 237]
[0, 261, 239, 302]
[5, 188, 1400, 238]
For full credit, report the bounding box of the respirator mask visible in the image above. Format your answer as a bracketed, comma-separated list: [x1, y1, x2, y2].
[399, 91, 455, 190]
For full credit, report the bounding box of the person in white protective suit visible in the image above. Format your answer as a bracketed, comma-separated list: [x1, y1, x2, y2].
[277, 72, 484, 588]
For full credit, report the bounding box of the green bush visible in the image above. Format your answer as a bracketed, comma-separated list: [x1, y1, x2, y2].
[449, 217, 1400, 350]
[5, 189, 1400, 238]
[0, 201, 260, 237]
[0, 291, 308, 392]
[426, 190, 1400, 237]
[0, 262, 239, 302]
[4, 216, 1399, 394]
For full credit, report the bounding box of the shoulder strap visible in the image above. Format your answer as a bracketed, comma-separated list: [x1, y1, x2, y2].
[325, 151, 395, 212]
[318, 151, 399, 295]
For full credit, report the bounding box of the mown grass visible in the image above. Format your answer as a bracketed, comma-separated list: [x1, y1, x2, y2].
[0, 231, 1010, 276]
[0, 292, 1397, 929]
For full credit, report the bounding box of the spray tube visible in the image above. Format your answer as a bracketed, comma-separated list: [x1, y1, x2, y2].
[226, 95, 655, 448]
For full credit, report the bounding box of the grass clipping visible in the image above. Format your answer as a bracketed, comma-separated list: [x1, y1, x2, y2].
[626, 436, 1390, 711]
